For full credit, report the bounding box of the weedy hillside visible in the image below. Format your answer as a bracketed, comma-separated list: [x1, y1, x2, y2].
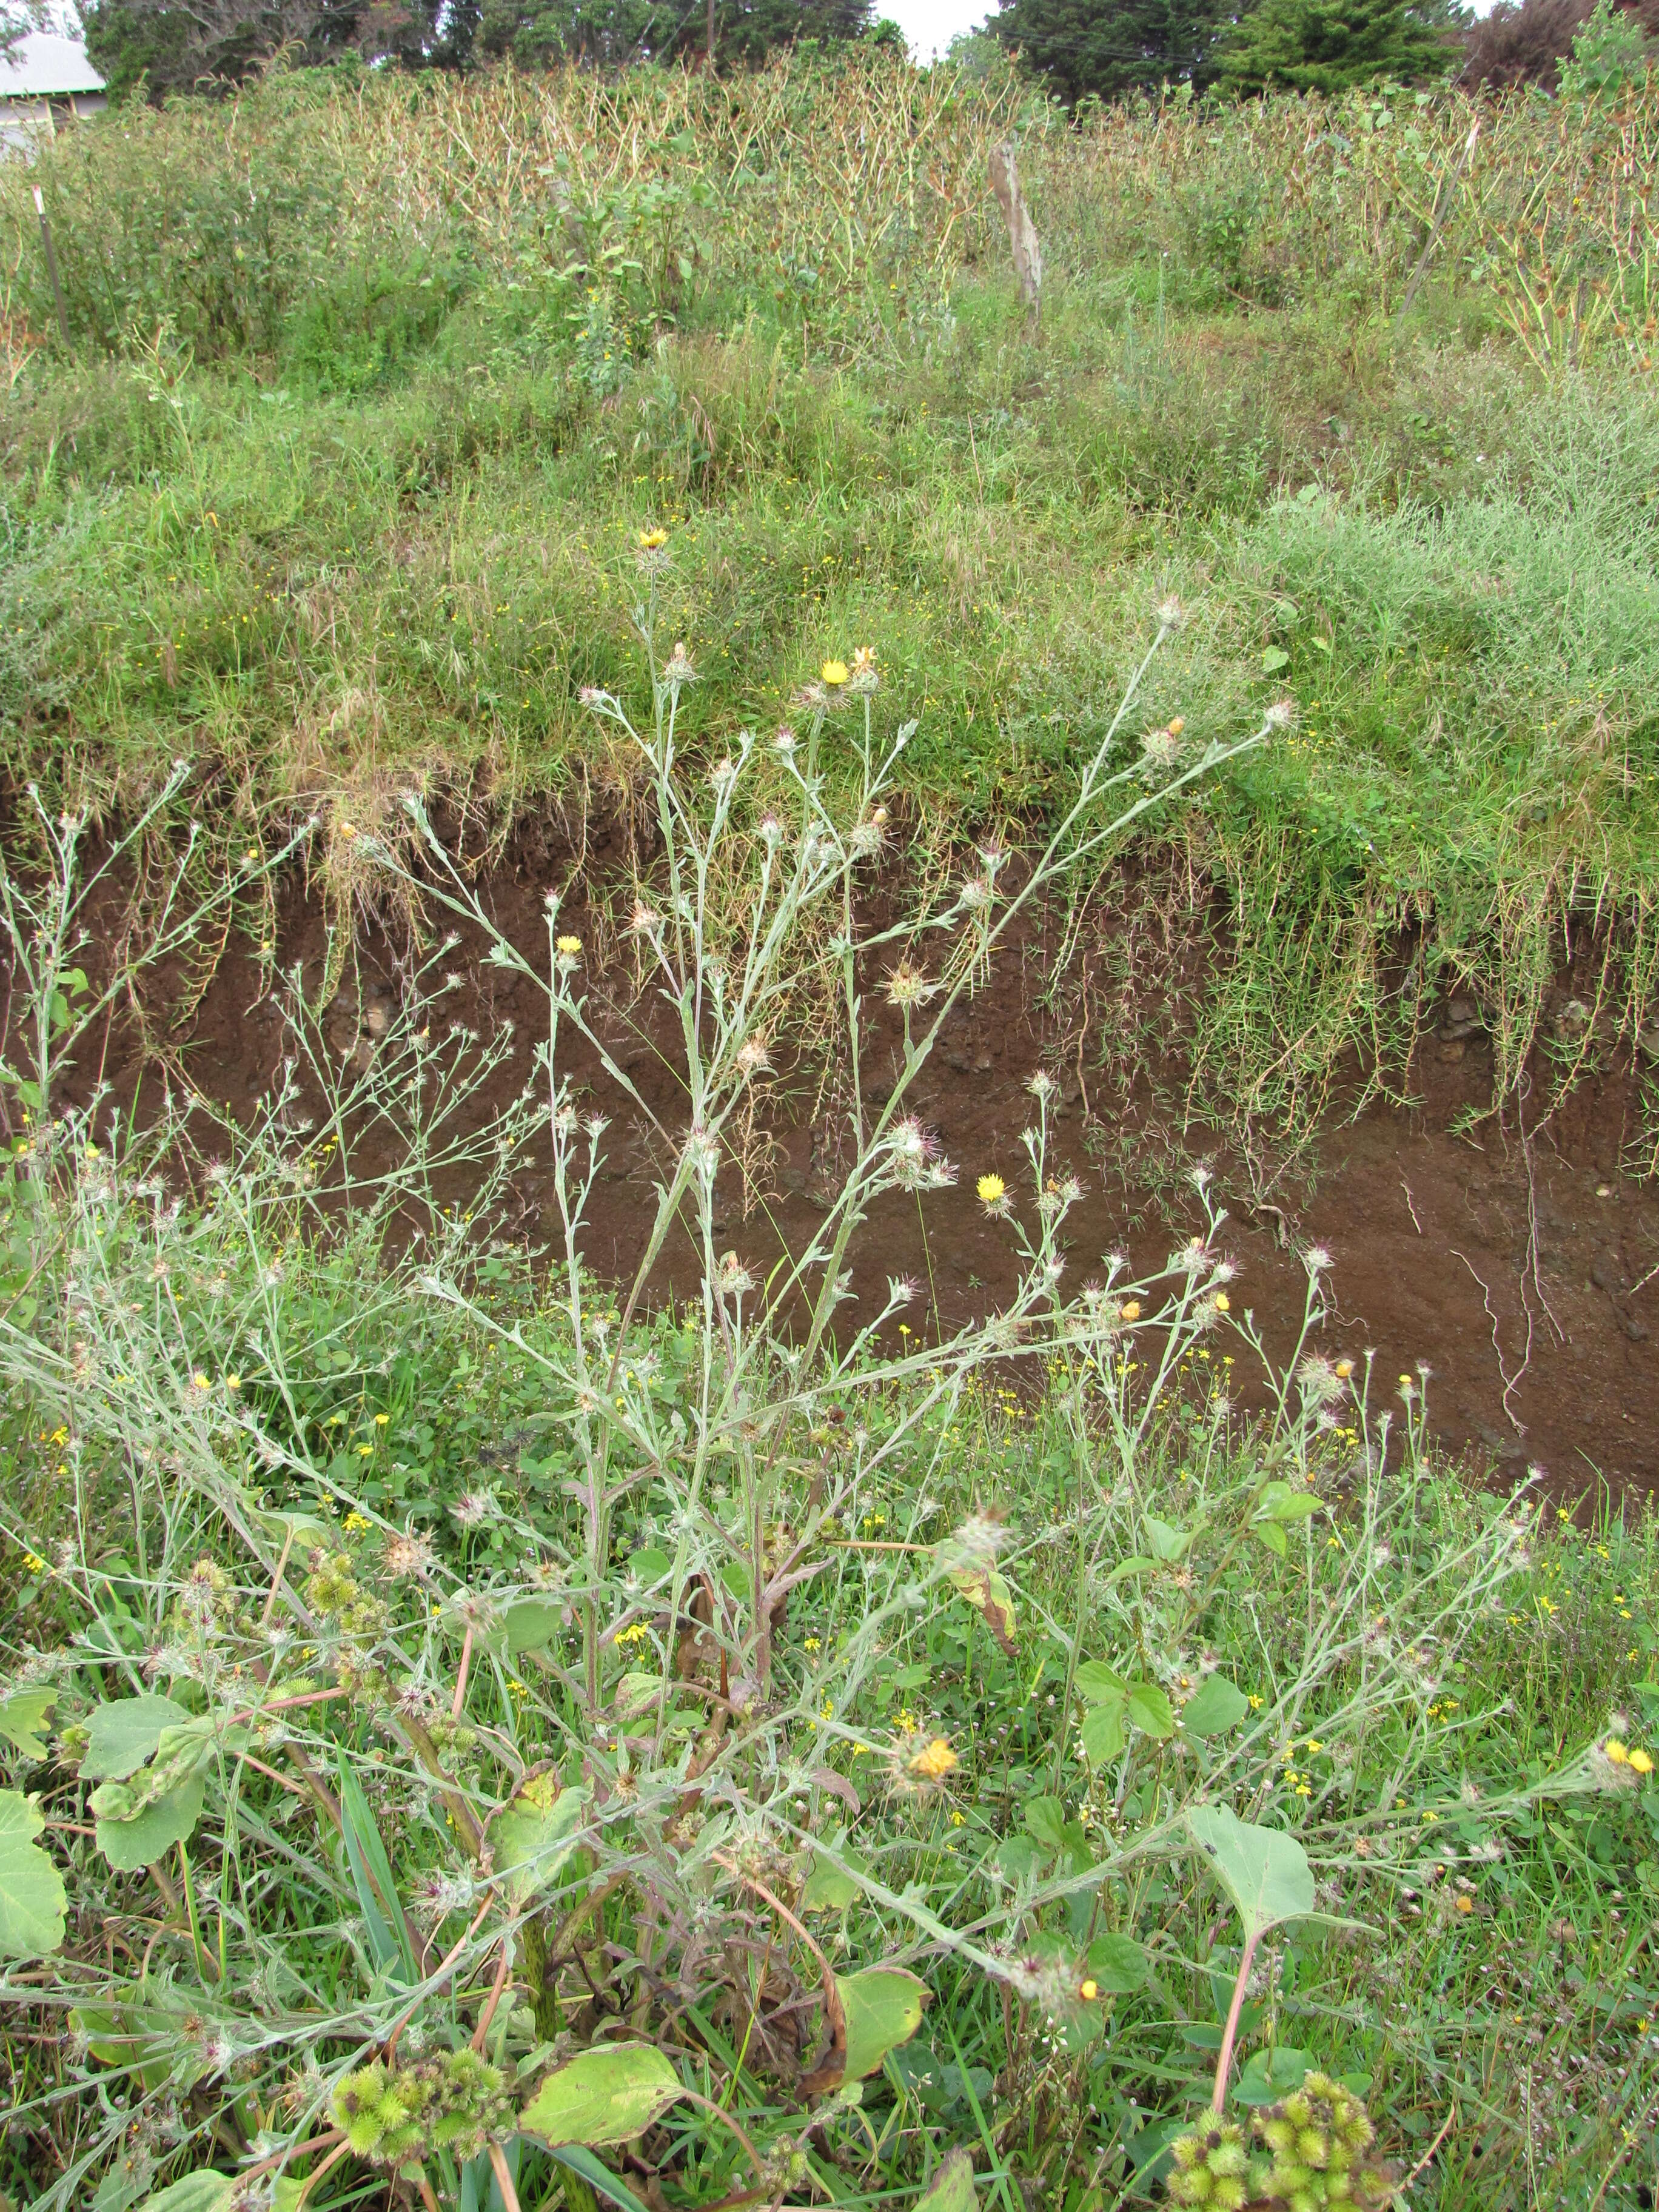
[0, 45, 1657, 2212]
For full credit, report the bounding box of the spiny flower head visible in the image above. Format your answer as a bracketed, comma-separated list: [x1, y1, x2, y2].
[1167, 2122, 1251, 2210]
[1253, 2073, 1393, 2211]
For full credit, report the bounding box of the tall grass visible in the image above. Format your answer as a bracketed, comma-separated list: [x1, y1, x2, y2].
[1, 58, 1657, 1163]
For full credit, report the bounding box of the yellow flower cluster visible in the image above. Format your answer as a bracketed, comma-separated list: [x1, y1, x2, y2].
[907, 1736, 958, 1780]
[1605, 1738, 1654, 1774]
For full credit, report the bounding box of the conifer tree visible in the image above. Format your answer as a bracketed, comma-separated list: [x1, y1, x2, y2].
[1216, 0, 1463, 92]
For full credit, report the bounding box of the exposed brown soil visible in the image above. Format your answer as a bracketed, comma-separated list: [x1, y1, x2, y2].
[30, 817, 1659, 1503]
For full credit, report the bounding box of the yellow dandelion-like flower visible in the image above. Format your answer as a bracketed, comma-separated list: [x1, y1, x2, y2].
[908, 1736, 958, 1780]
[1213, 1292, 1230, 1313]
[1119, 1299, 1142, 1322]
[556, 935, 583, 956]
[191, 1371, 211, 1391]
[638, 526, 668, 550]
[820, 659, 849, 688]
[1079, 1978, 1099, 2001]
[1335, 1358, 1353, 1379]
[1606, 1738, 1631, 1765]
[976, 1173, 1006, 1208]
[1630, 1748, 1654, 1775]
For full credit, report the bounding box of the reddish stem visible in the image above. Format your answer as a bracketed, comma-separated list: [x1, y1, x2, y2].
[1212, 1929, 1259, 2117]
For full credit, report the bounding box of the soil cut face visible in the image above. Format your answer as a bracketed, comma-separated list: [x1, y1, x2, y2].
[33, 825, 1659, 1504]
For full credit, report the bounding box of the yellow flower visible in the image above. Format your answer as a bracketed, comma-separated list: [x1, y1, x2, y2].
[638, 526, 668, 549]
[976, 1173, 1006, 1207]
[820, 659, 849, 687]
[556, 934, 583, 956]
[1629, 1748, 1653, 1775]
[1454, 1894, 1474, 1915]
[1119, 1300, 1142, 1322]
[1605, 1738, 1631, 1765]
[1335, 1358, 1353, 1379]
[191, 1372, 211, 1391]
[1079, 1978, 1099, 2000]
[374, 1412, 389, 1426]
[344, 1512, 370, 1532]
[1213, 1292, 1230, 1313]
[225, 1374, 241, 1391]
[908, 1736, 958, 1780]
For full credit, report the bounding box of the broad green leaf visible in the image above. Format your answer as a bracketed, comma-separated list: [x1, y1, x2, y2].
[493, 1780, 589, 1908]
[1233, 2046, 1315, 2106]
[1126, 1683, 1176, 1740]
[1144, 1517, 1190, 1561]
[1074, 1661, 1127, 1705]
[1105, 1557, 1158, 1584]
[95, 1772, 206, 1872]
[613, 1672, 663, 1721]
[1182, 1676, 1250, 1739]
[82, 1695, 190, 1782]
[1080, 1703, 1126, 1768]
[1261, 646, 1289, 672]
[1255, 1521, 1288, 1558]
[1187, 1805, 1315, 1943]
[1257, 1482, 1321, 1524]
[134, 2174, 236, 2211]
[0, 1789, 66, 1959]
[1085, 1933, 1148, 1993]
[0, 1686, 56, 1758]
[628, 1547, 672, 1586]
[506, 1598, 564, 1654]
[914, 2147, 979, 2212]
[839, 1965, 928, 2080]
[801, 1835, 867, 1912]
[1023, 1797, 1069, 1851]
[521, 2043, 684, 2147]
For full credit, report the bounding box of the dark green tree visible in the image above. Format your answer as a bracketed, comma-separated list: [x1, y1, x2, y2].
[82, 0, 460, 101]
[990, 0, 1233, 102]
[1216, 0, 1463, 91]
[477, 0, 874, 66]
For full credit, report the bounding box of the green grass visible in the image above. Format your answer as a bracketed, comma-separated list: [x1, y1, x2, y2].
[4, 61, 1658, 1152]
[1, 1244, 1654, 2211]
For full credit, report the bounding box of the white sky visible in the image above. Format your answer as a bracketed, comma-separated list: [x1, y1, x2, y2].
[893, 0, 992, 59]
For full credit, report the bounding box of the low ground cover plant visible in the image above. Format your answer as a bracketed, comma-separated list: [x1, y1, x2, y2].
[0, 610, 1654, 2212]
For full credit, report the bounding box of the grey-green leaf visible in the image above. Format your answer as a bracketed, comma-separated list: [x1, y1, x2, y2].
[1182, 1675, 1250, 1738]
[134, 2176, 237, 2212]
[839, 1965, 928, 2080]
[96, 1772, 207, 1873]
[521, 2043, 684, 2146]
[493, 1781, 589, 1908]
[0, 1686, 56, 1759]
[82, 1695, 191, 1783]
[914, 2147, 979, 2212]
[0, 1789, 67, 1960]
[1187, 1805, 1314, 1942]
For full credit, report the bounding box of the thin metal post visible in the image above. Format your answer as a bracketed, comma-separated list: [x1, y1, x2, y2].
[33, 187, 71, 351]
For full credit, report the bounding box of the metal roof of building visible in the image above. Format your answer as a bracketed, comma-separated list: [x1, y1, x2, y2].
[0, 30, 107, 98]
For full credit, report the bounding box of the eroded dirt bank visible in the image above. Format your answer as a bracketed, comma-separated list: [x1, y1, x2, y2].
[33, 819, 1659, 1502]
